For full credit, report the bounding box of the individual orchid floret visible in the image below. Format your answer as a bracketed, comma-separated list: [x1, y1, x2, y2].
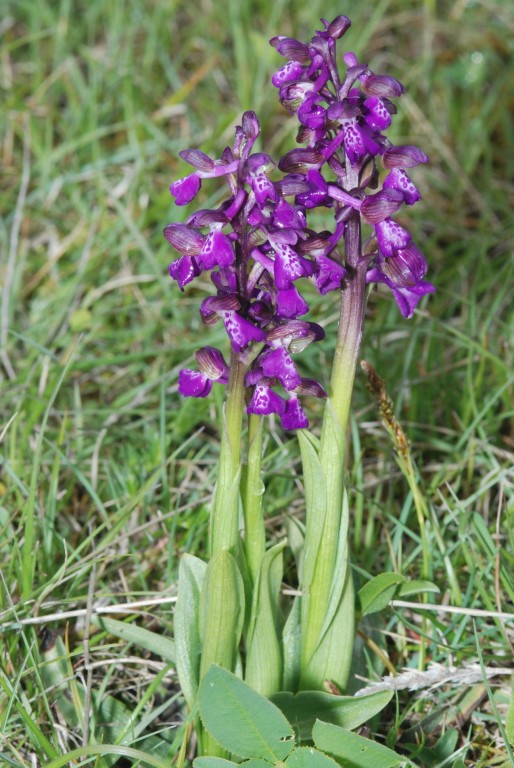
[366, 242, 435, 318]
[178, 346, 229, 398]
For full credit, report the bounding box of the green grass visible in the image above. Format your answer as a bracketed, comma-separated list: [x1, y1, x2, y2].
[1, 0, 513, 765]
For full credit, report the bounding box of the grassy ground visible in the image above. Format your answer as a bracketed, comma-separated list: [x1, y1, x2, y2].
[1, 0, 513, 765]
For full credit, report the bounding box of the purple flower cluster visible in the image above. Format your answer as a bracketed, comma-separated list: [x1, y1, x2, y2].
[164, 111, 328, 429]
[270, 15, 434, 317]
[164, 16, 434, 429]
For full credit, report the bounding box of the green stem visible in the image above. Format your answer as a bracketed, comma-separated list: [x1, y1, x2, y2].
[242, 413, 266, 585]
[300, 209, 367, 688]
[210, 352, 248, 557]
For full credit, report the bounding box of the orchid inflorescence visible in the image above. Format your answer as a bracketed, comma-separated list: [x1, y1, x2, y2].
[164, 15, 434, 429]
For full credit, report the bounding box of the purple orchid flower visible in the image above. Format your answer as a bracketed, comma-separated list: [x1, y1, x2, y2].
[270, 16, 434, 318]
[164, 112, 329, 428]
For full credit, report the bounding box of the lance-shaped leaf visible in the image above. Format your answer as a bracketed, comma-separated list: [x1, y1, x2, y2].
[282, 595, 301, 692]
[301, 566, 355, 693]
[174, 554, 207, 709]
[313, 720, 411, 768]
[199, 550, 245, 680]
[272, 689, 393, 742]
[245, 541, 285, 697]
[300, 486, 355, 692]
[198, 665, 295, 761]
[296, 429, 326, 625]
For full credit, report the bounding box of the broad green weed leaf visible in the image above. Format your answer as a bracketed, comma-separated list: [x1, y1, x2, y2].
[198, 665, 295, 761]
[313, 720, 410, 768]
[96, 616, 176, 663]
[194, 758, 239, 768]
[272, 689, 393, 741]
[240, 761, 275, 768]
[285, 746, 340, 768]
[245, 541, 285, 696]
[358, 573, 405, 616]
[174, 554, 207, 709]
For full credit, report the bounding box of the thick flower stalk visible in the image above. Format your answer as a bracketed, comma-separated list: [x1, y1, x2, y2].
[270, 16, 433, 691]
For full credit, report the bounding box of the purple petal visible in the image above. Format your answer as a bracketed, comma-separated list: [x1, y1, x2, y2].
[375, 218, 412, 257]
[269, 36, 311, 64]
[313, 253, 346, 294]
[360, 72, 404, 98]
[170, 173, 201, 205]
[391, 284, 435, 318]
[273, 242, 314, 288]
[360, 189, 404, 224]
[178, 369, 212, 398]
[223, 311, 265, 352]
[248, 170, 277, 206]
[342, 118, 368, 165]
[278, 147, 324, 174]
[326, 15, 351, 38]
[200, 294, 240, 324]
[261, 348, 301, 390]
[294, 378, 327, 398]
[276, 286, 309, 318]
[242, 110, 261, 139]
[195, 346, 229, 383]
[382, 145, 429, 168]
[179, 149, 214, 173]
[169, 255, 200, 290]
[363, 96, 392, 131]
[280, 395, 309, 430]
[272, 60, 304, 87]
[163, 223, 204, 255]
[247, 384, 285, 416]
[272, 198, 306, 229]
[197, 231, 235, 270]
[382, 242, 429, 285]
[266, 319, 324, 350]
[383, 168, 422, 205]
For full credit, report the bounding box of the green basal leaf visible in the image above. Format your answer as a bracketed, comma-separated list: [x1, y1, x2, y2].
[302, 492, 354, 692]
[240, 761, 275, 768]
[313, 721, 411, 768]
[272, 689, 393, 742]
[174, 553, 207, 709]
[282, 596, 301, 692]
[358, 573, 405, 616]
[245, 541, 286, 697]
[198, 665, 295, 761]
[297, 429, 327, 592]
[199, 551, 245, 680]
[285, 746, 340, 768]
[397, 580, 440, 598]
[194, 758, 239, 768]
